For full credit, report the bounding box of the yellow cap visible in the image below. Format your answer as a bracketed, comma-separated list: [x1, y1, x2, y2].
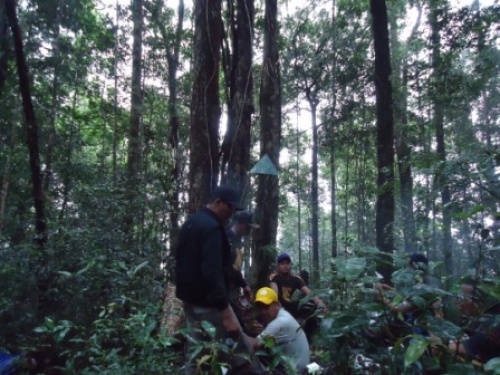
[254, 287, 278, 305]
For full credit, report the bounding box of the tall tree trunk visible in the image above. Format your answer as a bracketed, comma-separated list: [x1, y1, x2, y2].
[5, 0, 47, 249]
[0, 1, 9, 96]
[370, 0, 395, 283]
[147, 0, 185, 278]
[252, 0, 281, 289]
[188, 0, 223, 213]
[123, 0, 144, 247]
[59, 76, 79, 221]
[296, 110, 303, 270]
[390, 3, 420, 254]
[430, 0, 453, 284]
[0, 124, 16, 237]
[166, 0, 184, 275]
[44, 2, 62, 194]
[308, 99, 320, 285]
[330, 0, 338, 258]
[221, 0, 254, 196]
[112, 0, 120, 185]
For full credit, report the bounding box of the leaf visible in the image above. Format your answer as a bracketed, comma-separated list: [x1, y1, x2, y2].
[484, 357, 500, 373]
[411, 295, 426, 308]
[133, 261, 149, 275]
[335, 257, 367, 280]
[200, 321, 216, 339]
[196, 354, 212, 368]
[404, 337, 429, 367]
[57, 271, 73, 278]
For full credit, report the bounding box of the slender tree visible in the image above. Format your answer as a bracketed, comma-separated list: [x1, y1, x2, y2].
[252, 0, 281, 288]
[123, 0, 144, 247]
[0, 0, 8, 96]
[329, 0, 338, 258]
[430, 0, 453, 283]
[188, 0, 223, 212]
[43, 0, 62, 194]
[4, 0, 47, 249]
[390, 1, 420, 254]
[370, 0, 395, 282]
[220, 0, 254, 196]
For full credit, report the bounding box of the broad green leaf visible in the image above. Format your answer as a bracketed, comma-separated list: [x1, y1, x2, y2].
[200, 321, 216, 339]
[484, 357, 500, 373]
[404, 338, 429, 367]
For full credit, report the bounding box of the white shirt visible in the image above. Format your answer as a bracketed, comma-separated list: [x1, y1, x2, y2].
[258, 308, 310, 372]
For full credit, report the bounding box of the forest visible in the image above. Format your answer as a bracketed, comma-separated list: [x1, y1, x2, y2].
[1, 0, 500, 373]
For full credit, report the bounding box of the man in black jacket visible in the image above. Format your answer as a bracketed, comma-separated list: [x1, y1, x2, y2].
[176, 186, 267, 375]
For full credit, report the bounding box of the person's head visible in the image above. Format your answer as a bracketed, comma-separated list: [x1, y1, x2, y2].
[276, 253, 292, 275]
[408, 253, 429, 272]
[206, 186, 243, 224]
[231, 210, 260, 236]
[254, 287, 281, 323]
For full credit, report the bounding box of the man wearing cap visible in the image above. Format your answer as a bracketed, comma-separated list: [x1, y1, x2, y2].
[269, 253, 327, 318]
[175, 186, 266, 374]
[248, 287, 310, 373]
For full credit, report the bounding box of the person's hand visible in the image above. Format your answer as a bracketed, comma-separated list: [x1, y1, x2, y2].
[221, 306, 241, 340]
[243, 286, 253, 302]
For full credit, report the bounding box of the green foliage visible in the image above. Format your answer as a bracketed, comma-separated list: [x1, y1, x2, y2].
[313, 250, 495, 374]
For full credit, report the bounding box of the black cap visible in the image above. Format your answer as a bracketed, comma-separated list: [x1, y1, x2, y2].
[277, 253, 291, 263]
[233, 210, 260, 229]
[209, 186, 243, 210]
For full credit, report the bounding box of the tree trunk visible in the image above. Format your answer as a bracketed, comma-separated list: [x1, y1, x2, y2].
[221, 0, 254, 197]
[0, 124, 16, 237]
[166, 0, 184, 275]
[390, 4, 420, 254]
[0, 1, 9, 97]
[430, 0, 453, 284]
[252, 0, 280, 289]
[188, 0, 223, 213]
[44, 5, 62, 195]
[5, 0, 47, 249]
[309, 99, 320, 285]
[370, 0, 395, 283]
[112, 1, 120, 185]
[147, 0, 185, 278]
[330, 0, 338, 259]
[123, 0, 144, 247]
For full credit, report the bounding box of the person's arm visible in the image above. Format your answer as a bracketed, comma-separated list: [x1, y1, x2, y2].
[300, 285, 328, 312]
[246, 333, 261, 349]
[270, 281, 279, 295]
[373, 283, 413, 313]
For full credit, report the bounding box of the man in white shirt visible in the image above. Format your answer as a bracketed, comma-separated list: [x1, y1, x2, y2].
[248, 287, 311, 373]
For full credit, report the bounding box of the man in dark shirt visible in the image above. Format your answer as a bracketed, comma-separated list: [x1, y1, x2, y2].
[269, 253, 326, 317]
[176, 186, 266, 375]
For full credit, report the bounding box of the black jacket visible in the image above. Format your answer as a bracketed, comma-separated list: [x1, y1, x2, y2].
[175, 208, 232, 310]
